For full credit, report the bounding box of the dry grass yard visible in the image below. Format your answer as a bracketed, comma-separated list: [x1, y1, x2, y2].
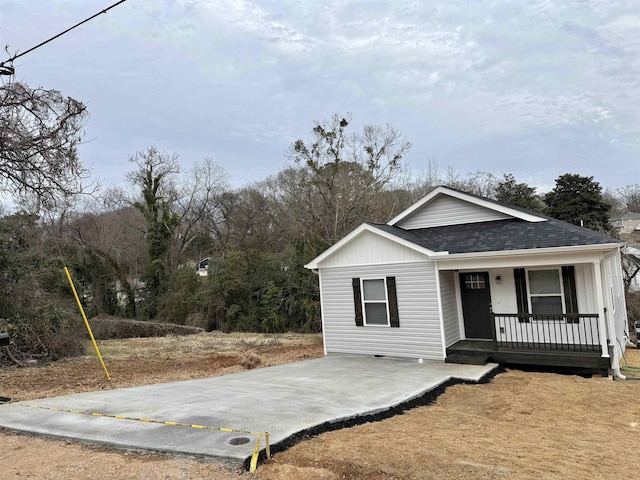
[1, 332, 639, 479]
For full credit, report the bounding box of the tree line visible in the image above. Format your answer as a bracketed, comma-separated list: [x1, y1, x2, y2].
[1, 81, 639, 362]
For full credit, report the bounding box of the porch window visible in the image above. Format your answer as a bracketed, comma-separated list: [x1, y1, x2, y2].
[527, 269, 564, 316]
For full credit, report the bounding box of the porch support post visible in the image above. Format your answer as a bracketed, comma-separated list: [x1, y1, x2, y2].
[592, 260, 609, 358]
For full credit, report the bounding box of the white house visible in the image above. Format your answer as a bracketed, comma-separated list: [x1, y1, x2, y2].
[196, 257, 210, 277]
[305, 186, 629, 376]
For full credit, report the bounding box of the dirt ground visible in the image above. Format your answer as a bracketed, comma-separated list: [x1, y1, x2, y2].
[1, 333, 639, 480]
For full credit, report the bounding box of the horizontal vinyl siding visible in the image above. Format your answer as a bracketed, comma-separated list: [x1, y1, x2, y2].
[439, 271, 460, 347]
[319, 230, 427, 268]
[398, 195, 510, 229]
[320, 262, 444, 360]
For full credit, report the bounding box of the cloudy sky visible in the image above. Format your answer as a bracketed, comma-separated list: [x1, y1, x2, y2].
[2, 0, 639, 193]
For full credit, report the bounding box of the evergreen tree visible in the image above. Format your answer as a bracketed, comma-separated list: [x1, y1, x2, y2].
[495, 174, 543, 212]
[544, 174, 612, 231]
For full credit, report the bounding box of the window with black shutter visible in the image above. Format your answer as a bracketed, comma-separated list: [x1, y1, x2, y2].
[351, 277, 400, 327]
[387, 277, 400, 328]
[515, 267, 579, 323]
[514, 268, 529, 322]
[562, 266, 579, 323]
[352, 278, 363, 326]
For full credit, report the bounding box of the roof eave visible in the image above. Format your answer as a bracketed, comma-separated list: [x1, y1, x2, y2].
[433, 242, 621, 261]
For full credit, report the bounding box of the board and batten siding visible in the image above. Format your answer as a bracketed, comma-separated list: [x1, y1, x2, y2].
[397, 194, 511, 230]
[574, 263, 597, 314]
[319, 230, 427, 268]
[319, 262, 444, 359]
[487, 264, 597, 315]
[439, 270, 460, 347]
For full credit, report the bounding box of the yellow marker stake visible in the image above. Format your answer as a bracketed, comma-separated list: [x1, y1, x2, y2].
[265, 432, 271, 460]
[64, 266, 111, 381]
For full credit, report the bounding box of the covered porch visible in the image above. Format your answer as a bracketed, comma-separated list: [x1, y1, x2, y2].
[445, 313, 610, 374]
[436, 250, 615, 373]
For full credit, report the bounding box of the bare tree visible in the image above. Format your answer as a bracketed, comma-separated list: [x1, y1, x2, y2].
[463, 171, 498, 198]
[0, 81, 91, 208]
[277, 114, 411, 251]
[65, 198, 147, 317]
[404, 159, 444, 200]
[616, 184, 640, 212]
[210, 184, 279, 253]
[172, 158, 228, 265]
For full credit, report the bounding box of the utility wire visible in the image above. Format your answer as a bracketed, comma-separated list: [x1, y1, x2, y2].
[1, 0, 129, 73]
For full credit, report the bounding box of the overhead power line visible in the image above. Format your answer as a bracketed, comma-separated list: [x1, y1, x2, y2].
[0, 0, 129, 75]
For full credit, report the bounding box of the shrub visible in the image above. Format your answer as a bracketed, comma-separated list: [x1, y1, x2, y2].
[0, 306, 86, 365]
[86, 315, 204, 340]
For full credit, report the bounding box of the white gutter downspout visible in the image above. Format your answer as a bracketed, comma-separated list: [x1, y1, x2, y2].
[613, 363, 626, 380]
[606, 308, 626, 380]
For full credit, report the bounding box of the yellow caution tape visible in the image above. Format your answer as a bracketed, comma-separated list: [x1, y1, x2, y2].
[18, 404, 271, 470]
[250, 434, 261, 473]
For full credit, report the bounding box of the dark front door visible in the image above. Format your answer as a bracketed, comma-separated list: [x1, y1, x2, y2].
[459, 272, 492, 339]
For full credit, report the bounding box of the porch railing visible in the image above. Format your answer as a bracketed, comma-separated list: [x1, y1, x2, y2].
[491, 313, 601, 353]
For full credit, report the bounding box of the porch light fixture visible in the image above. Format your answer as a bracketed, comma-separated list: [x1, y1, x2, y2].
[495, 275, 501, 284]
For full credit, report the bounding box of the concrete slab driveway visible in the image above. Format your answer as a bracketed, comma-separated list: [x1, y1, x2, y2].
[0, 354, 497, 465]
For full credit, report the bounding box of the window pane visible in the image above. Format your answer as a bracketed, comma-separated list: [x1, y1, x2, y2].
[365, 303, 388, 325]
[528, 270, 561, 294]
[464, 274, 485, 289]
[363, 279, 386, 301]
[531, 296, 563, 315]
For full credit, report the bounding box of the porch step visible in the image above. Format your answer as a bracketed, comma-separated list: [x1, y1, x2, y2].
[445, 353, 491, 365]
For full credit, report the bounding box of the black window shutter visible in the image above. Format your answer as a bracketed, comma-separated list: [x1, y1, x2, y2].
[514, 268, 529, 322]
[352, 278, 363, 327]
[562, 266, 579, 323]
[386, 276, 400, 328]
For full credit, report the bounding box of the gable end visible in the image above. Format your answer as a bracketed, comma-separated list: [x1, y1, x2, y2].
[396, 194, 512, 229]
[312, 229, 429, 268]
[388, 186, 546, 229]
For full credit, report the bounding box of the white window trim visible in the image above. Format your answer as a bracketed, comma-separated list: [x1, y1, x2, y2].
[525, 267, 566, 317]
[361, 278, 391, 327]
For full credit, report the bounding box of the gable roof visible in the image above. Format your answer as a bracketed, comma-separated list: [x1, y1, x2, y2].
[612, 211, 640, 221]
[373, 217, 620, 255]
[304, 223, 436, 269]
[387, 185, 546, 227]
[305, 186, 621, 270]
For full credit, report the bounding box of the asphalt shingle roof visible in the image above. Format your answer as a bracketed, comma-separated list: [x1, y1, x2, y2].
[613, 211, 640, 221]
[371, 218, 619, 254]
